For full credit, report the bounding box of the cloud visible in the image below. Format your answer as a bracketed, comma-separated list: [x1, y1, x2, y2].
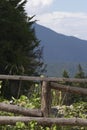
[36, 12, 87, 40]
[25, 1, 87, 40]
[29, 0, 53, 7]
[25, 0, 53, 15]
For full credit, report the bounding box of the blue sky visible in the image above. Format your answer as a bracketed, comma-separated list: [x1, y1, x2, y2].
[25, 0, 87, 40]
[51, 0, 87, 12]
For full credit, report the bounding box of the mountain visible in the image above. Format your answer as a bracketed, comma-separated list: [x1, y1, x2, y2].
[34, 24, 87, 76]
[35, 24, 87, 62]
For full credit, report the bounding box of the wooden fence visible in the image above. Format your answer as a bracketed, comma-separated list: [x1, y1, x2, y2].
[0, 75, 87, 126]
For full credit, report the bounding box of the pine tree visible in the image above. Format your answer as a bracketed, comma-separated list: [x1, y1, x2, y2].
[62, 70, 69, 78]
[62, 70, 72, 105]
[73, 64, 87, 102]
[75, 64, 85, 78]
[0, 0, 44, 98]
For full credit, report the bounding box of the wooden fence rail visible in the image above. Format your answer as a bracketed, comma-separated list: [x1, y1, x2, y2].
[41, 81, 51, 117]
[0, 117, 87, 126]
[0, 103, 42, 117]
[1, 74, 87, 82]
[50, 82, 87, 95]
[0, 75, 87, 126]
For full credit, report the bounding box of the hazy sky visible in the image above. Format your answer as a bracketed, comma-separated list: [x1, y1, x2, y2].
[25, 0, 87, 40]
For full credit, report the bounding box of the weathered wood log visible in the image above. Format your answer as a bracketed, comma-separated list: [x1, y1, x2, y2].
[0, 116, 87, 126]
[0, 103, 42, 117]
[50, 82, 87, 95]
[41, 81, 51, 117]
[0, 74, 87, 82]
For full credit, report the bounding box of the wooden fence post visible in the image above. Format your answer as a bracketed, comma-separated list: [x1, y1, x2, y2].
[41, 81, 51, 117]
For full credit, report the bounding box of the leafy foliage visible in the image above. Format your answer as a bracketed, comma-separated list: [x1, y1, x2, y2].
[0, 81, 87, 130]
[0, 100, 87, 130]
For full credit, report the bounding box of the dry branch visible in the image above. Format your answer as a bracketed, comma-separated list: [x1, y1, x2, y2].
[0, 103, 42, 117]
[0, 116, 87, 126]
[50, 82, 87, 95]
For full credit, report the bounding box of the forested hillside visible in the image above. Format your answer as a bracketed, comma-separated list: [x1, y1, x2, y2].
[35, 24, 87, 77]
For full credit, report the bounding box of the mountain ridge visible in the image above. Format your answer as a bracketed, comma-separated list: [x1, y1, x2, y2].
[34, 23, 87, 76]
[35, 23, 87, 62]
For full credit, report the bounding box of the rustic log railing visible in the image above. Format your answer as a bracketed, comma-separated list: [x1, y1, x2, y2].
[50, 82, 87, 95]
[0, 103, 42, 117]
[1, 74, 87, 82]
[0, 117, 87, 126]
[0, 74, 87, 126]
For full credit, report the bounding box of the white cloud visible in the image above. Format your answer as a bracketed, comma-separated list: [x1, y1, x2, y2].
[25, 0, 87, 40]
[36, 12, 87, 40]
[29, 0, 53, 7]
[25, 0, 53, 15]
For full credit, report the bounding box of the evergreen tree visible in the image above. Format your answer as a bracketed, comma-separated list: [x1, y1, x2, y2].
[62, 70, 72, 105]
[73, 64, 87, 102]
[75, 64, 85, 78]
[0, 0, 44, 98]
[62, 70, 69, 78]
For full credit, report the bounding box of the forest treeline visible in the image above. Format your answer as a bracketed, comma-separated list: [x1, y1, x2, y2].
[54, 64, 87, 105]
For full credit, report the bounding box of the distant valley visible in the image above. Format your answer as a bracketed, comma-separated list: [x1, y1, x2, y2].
[35, 24, 87, 77]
